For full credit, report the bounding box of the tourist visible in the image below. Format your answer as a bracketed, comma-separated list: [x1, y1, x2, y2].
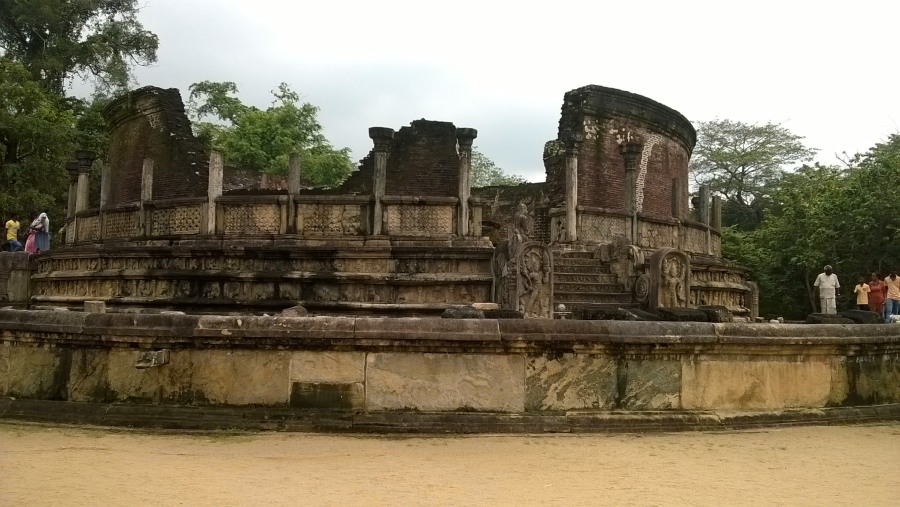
[5, 215, 23, 252]
[882, 271, 900, 322]
[813, 265, 840, 314]
[29, 212, 50, 253]
[853, 277, 870, 311]
[868, 273, 886, 316]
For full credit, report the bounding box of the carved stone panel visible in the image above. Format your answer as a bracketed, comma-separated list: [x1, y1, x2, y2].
[152, 206, 202, 236]
[297, 204, 364, 236]
[384, 205, 453, 236]
[223, 204, 281, 234]
[648, 248, 690, 310]
[104, 210, 140, 239]
[515, 242, 553, 318]
[76, 215, 100, 242]
[579, 214, 628, 243]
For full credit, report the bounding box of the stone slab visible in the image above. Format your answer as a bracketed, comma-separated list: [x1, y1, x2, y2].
[290, 382, 364, 409]
[681, 358, 843, 410]
[366, 353, 524, 412]
[2, 345, 66, 399]
[526, 354, 617, 411]
[189, 350, 290, 405]
[290, 351, 365, 383]
[621, 359, 681, 409]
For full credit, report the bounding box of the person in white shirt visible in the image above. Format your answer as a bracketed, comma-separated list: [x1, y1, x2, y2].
[813, 265, 841, 314]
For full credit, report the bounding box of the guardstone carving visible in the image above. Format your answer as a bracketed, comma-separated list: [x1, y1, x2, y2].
[647, 248, 690, 310]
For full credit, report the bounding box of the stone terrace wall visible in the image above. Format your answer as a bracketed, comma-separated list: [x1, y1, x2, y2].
[103, 87, 209, 206]
[1, 310, 897, 417]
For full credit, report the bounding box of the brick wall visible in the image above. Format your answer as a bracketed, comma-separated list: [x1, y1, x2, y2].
[552, 85, 695, 219]
[103, 87, 209, 206]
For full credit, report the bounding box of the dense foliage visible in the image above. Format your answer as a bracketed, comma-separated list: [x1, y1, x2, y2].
[471, 148, 525, 187]
[188, 81, 355, 187]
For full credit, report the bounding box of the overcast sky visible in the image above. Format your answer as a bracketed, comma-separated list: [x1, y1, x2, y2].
[123, 0, 898, 181]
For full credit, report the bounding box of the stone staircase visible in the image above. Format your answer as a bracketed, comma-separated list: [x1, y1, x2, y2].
[553, 251, 635, 312]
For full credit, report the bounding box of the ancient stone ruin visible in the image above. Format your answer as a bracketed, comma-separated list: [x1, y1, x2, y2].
[28, 84, 752, 320]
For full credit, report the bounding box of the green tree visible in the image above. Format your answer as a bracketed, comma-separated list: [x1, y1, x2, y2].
[0, 0, 159, 93]
[188, 81, 355, 187]
[691, 119, 817, 230]
[0, 57, 75, 223]
[471, 148, 526, 187]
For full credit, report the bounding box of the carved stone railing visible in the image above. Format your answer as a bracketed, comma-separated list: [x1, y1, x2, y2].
[294, 195, 370, 236]
[216, 195, 288, 236]
[73, 209, 101, 243]
[148, 197, 207, 236]
[102, 203, 141, 240]
[381, 196, 457, 237]
[548, 207, 721, 256]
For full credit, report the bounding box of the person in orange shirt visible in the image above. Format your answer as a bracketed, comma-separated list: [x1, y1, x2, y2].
[853, 278, 871, 311]
[868, 273, 886, 316]
[883, 271, 900, 322]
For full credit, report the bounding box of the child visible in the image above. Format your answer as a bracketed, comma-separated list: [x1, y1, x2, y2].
[854, 277, 871, 311]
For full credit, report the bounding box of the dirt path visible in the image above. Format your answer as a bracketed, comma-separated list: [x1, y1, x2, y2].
[1, 423, 898, 506]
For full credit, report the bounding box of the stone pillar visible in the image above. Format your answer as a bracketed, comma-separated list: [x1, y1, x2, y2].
[207, 151, 224, 235]
[65, 162, 79, 215]
[564, 134, 582, 243]
[671, 177, 686, 220]
[369, 127, 394, 236]
[99, 163, 111, 208]
[74, 150, 96, 213]
[620, 141, 642, 243]
[698, 185, 710, 225]
[456, 128, 477, 236]
[287, 152, 302, 232]
[140, 158, 154, 236]
[65, 161, 80, 245]
[711, 195, 722, 230]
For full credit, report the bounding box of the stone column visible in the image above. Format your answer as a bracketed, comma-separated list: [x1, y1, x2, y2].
[99, 164, 111, 208]
[698, 185, 710, 225]
[65, 162, 80, 245]
[671, 177, 686, 220]
[564, 133, 582, 243]
[369, 127, 394, 236]
[711, 195, 722, 230]
[620, 141, 642, 243]
[74, 150, 96, 213]
[207, 151, 224, 235]
[288, 152, 302, 232]
[140, 158, 154, 236]
[456, 128, 477, 237]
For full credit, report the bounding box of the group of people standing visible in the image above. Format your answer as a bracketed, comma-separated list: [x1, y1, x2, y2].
[3, 213, 50, 254]
[816, 265, 900, 322]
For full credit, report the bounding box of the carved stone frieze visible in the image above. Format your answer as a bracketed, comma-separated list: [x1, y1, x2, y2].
[384, 205, 453, 236]
[580, 214, 628, 243]
[152, 206, 202, 236]
[298, 204, 364, 236]
[223, 204, 280, 234]
[104, 210, 140, 238]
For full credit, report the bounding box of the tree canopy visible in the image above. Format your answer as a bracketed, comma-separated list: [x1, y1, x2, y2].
[471, 148, 526, 187]
[0, 0, 159, 93]
[721, 134, 900, 317]
[691, 119, 817, 229]
[188, 81, 355, 187]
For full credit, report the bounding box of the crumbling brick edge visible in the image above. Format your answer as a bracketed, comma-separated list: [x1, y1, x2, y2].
[1, 399, 897, 434]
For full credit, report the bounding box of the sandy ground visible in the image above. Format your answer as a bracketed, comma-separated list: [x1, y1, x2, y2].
[1, 423, 898, 507]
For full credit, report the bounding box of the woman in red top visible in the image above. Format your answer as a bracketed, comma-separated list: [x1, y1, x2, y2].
[868, 273, 886, 315]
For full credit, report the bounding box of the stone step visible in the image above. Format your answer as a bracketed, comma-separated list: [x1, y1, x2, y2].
[553, 263, 612, 274]
[555, 251, 594, 259]
[554, 282, 624, 293]
[553, 257, 601, 266]
[554, 291, 634, 304]
[554, 274, 619, 285]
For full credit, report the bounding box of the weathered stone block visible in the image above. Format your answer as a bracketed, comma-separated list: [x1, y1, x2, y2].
[681, 358, 843, 410]
[189, 350, 290, 405]
[656, 307, 708, 322]
[290, 351, 365, 384]
[366, 353, 524, 412]
[483, 308, 524, 319]
[526, 354, 616, 411]
[806, 313, 854, 324]
[698, 305, 733, 323]
[621, 359, 680, 409]
[441, 305, 484, 319]
[3, 345, 68, 399]
[839, 310, 881, 324]
[850, 354, 900, 404]
[290, 382, 364, 409]
[281, 305, 309, 317]
[106, 349, 162, 403]
[84, 300, 106, 313]
[67, 349, 111, 402]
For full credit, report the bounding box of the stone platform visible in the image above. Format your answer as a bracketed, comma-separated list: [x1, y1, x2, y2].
[1, 310, 897, 432]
